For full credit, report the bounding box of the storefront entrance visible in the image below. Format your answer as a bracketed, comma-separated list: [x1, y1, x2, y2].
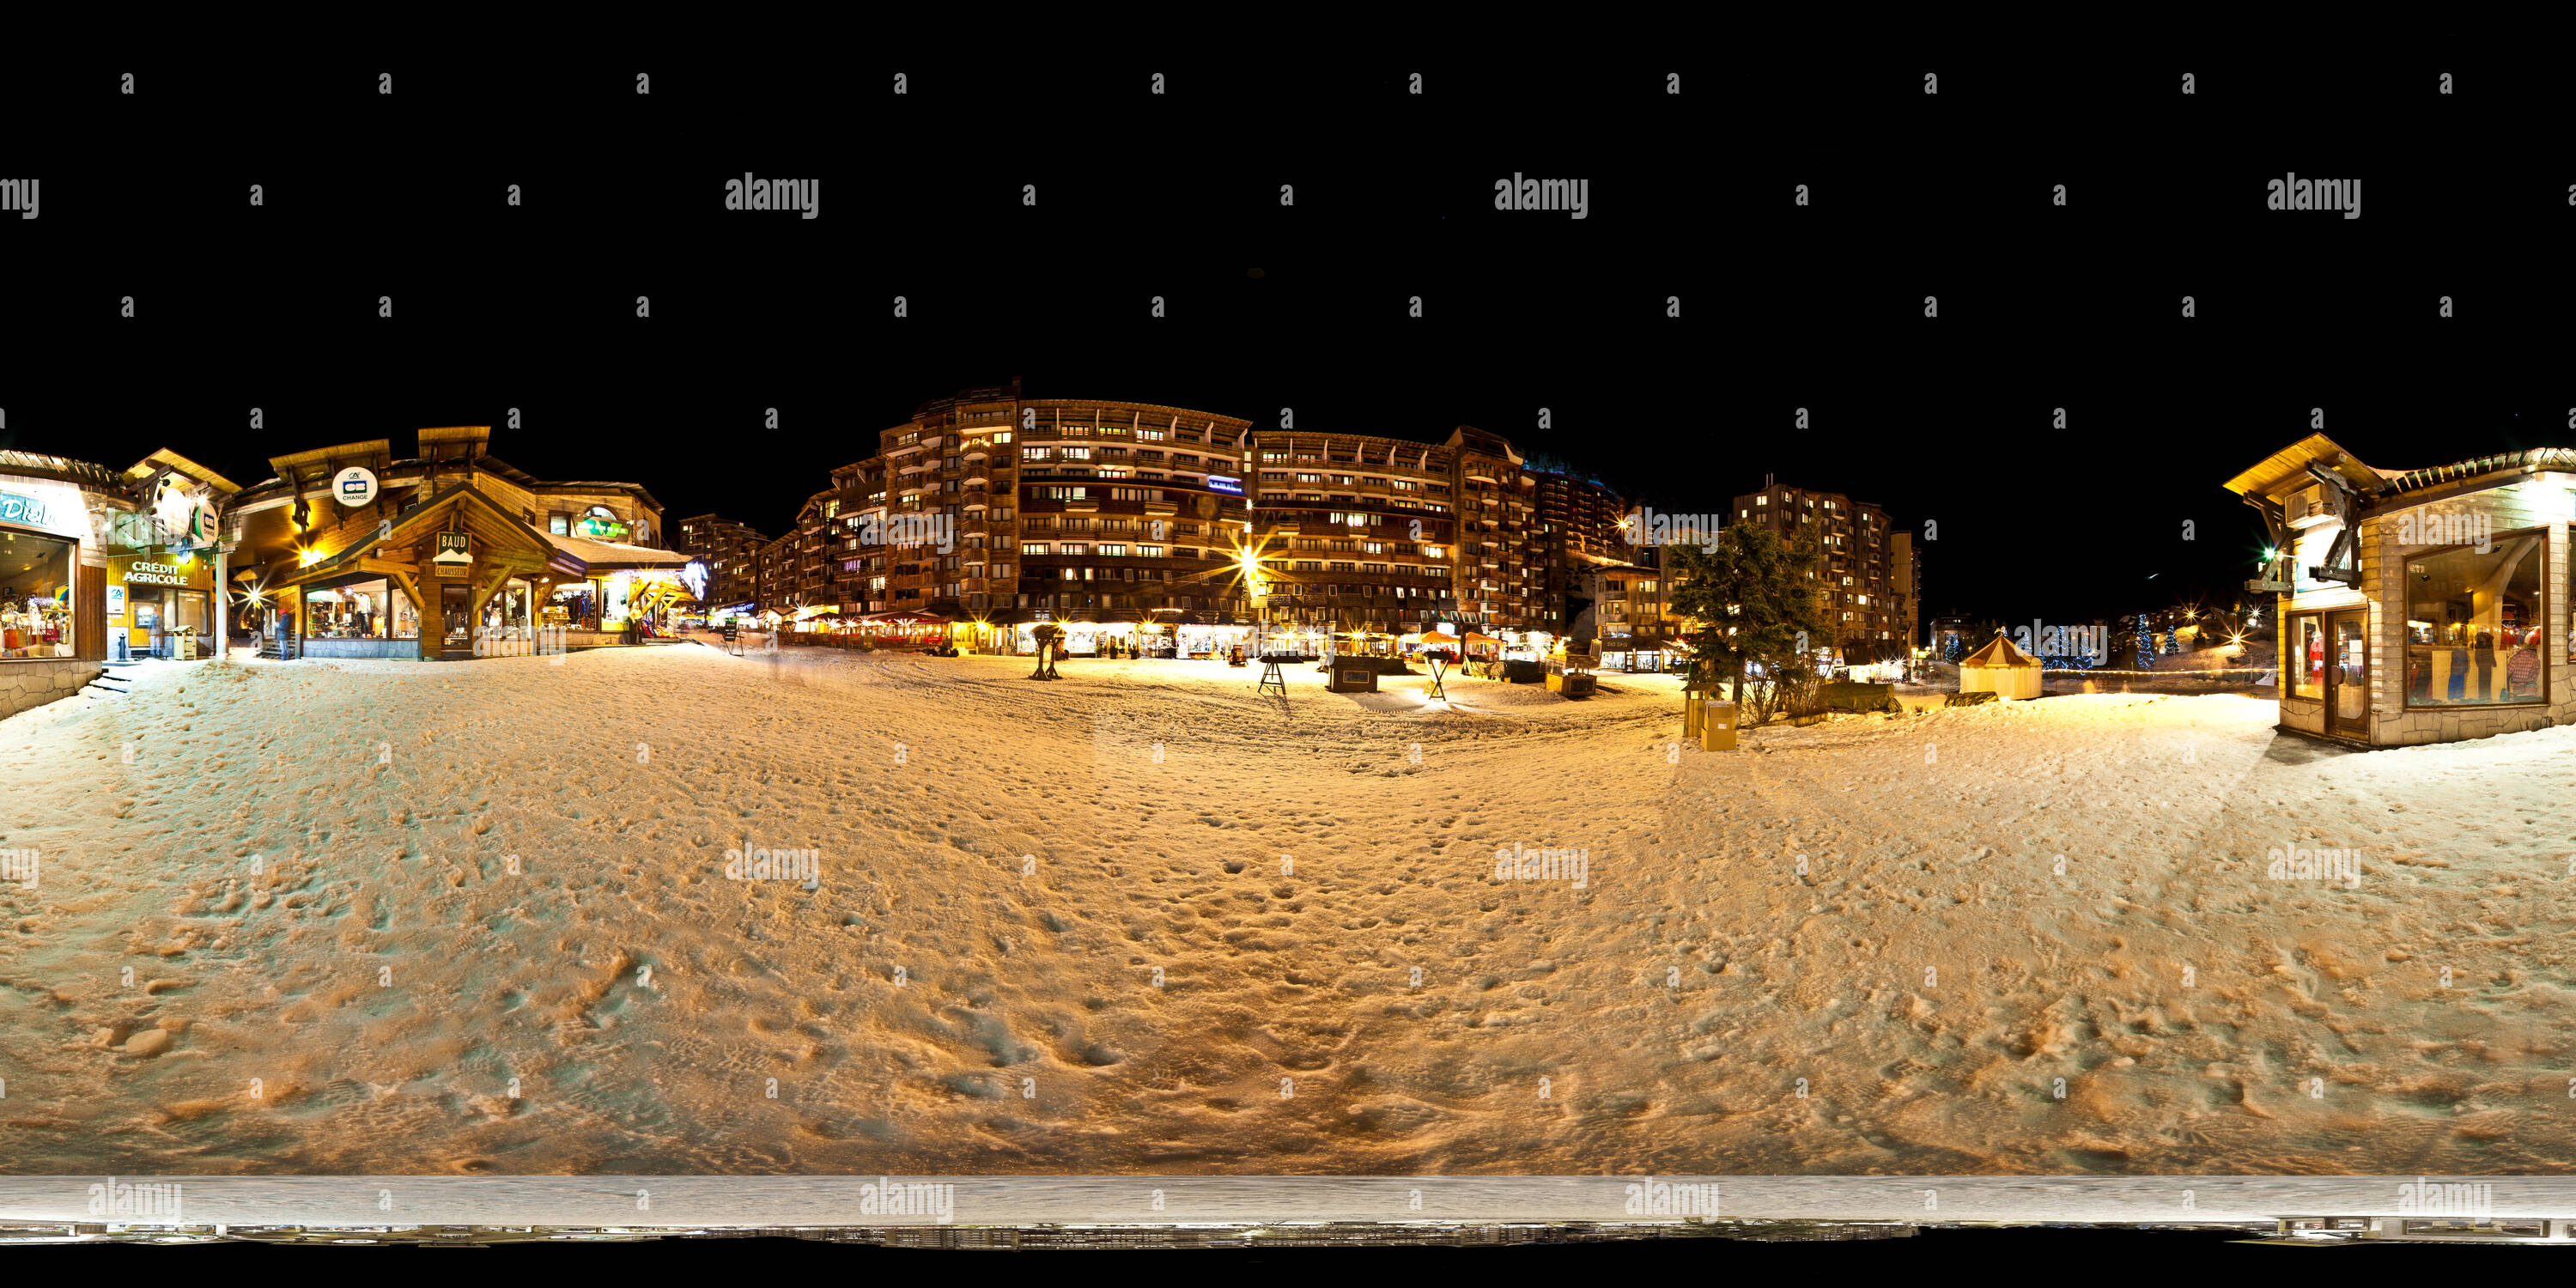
[2327, 610, 2368, 738]
[441, 583, 471, 659]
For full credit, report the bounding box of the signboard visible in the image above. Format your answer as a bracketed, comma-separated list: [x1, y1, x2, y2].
[125, 561, 198, 586]
[722, 623, 739, 642]
[106, 585, 126, 620]
[0, 489, 52, 529]
[1206, 476, 1243, 494]
[334, 466, 380, 507]
[574, 506, 629, 540]
[433, 532, 473, 566]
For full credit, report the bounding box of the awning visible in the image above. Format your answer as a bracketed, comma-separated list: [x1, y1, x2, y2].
[860, 611, 951, 627]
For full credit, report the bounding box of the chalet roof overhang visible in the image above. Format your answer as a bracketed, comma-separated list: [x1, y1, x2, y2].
[2221, 434, 2389, 501]
[270, 481, 584, 592]
[127, 448, 245, 496]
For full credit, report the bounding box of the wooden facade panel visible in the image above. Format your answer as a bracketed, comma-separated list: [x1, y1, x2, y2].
[76, 554, 106, 662]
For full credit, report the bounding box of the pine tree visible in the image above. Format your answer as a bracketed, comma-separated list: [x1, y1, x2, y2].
[1667, 519, 1827, 711]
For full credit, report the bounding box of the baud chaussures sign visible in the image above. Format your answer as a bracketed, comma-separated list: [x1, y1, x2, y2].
[433, 532, 472, 567]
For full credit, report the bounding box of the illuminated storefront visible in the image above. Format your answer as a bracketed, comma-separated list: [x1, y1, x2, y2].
[1, 496, 81, 661]
[232, 428, 674, 659]
[0, 469, 90, 665]
[2229, 434, 2573, 746]
[2, 448, 242, 719]
[107, 551, 216, 659]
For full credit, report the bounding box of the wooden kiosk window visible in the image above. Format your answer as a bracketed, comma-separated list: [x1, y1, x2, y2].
[2401, 526, 2548, 708]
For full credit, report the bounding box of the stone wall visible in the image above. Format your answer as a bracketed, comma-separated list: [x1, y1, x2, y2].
[0, 661, 106, 723]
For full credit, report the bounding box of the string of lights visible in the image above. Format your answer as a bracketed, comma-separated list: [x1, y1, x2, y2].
[2041, 667, 2275, 676]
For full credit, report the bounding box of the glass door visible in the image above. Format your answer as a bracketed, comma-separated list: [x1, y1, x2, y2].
[2328, 610, 2369, 736]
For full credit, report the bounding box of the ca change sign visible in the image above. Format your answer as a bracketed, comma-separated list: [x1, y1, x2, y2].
[335, 466, 380, 507]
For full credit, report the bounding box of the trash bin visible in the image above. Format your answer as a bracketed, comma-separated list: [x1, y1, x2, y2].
[1700, 700, 1738, 750]
[1684, 680, 1723, 737]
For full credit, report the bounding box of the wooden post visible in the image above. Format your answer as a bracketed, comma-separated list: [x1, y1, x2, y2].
[416, 569, 445, 659]
[467, 562, 515, 645]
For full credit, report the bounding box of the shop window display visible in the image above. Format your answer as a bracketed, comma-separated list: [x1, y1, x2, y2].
[0, 530, 76, 659]
[2403, 530, 2546, 708]
[2289, 614, 2324, 699]
[304, 579, 416, 639]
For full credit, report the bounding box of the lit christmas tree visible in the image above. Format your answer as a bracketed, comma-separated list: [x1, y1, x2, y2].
[2136, 614, 2154, 670]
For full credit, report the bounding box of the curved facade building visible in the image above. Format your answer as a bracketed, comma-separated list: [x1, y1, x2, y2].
[779, 384, 1261, 652]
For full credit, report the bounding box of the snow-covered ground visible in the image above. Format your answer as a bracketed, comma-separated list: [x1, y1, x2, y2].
[1, 644, 2570, 1177]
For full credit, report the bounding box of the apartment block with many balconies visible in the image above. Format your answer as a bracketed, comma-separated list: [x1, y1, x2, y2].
[1239, 428, 1467, 635]
[674, 513, 770, 611]
[775, 386, 1259, 645]
[1730, 475, 1917, 660]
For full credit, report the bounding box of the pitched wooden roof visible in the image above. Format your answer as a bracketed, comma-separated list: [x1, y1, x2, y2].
[1959, 635, 2040, 668]
[275, 480, 579, 588]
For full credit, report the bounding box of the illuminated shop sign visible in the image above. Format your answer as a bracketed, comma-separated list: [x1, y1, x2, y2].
[0, 490, 52, 528]
[1206, 476, 1243, 494]
[575, 506, 630, 540]
[125, 561, 200, 586]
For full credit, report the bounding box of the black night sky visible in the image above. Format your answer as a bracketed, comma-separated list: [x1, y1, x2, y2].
[3, 39, 2561, 630]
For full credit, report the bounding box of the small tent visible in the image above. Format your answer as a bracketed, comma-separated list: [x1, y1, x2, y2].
[1959, 634, 2044, 699]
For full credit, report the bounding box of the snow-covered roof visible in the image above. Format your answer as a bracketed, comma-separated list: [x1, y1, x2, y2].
[544, 531, 691, 570]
